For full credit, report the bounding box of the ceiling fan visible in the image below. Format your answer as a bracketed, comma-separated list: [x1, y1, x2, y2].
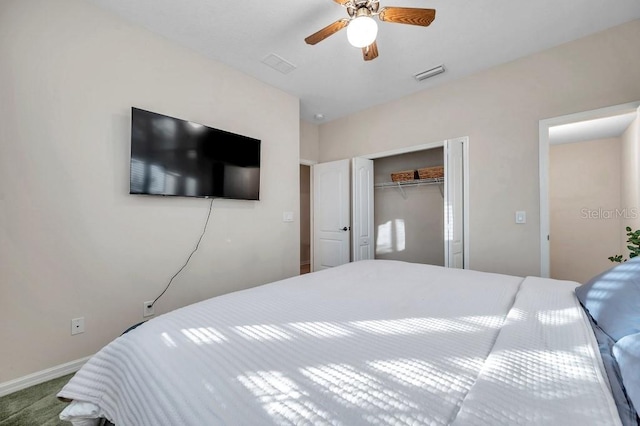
[304, 0, 436, 61]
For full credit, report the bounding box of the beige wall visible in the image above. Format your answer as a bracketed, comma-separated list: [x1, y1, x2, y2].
[620, 110, 640, 253]
[0, 0, 299, 382]
[374, 149, 444, 265]
[300, 121, 320, 162]
[318, 20, 640, 277]
[550, 139, 621, 283]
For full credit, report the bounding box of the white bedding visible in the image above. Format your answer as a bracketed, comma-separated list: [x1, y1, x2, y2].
[451, 277, 620, 425]
[58, 260, 621, 425]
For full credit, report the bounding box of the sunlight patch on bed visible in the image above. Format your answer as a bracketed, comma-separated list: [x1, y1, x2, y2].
[235, 324, 292, 341]
[287, 321, 353, 338]
[484, 348, 596, 399]
[369, 358, 442, 388]
[369, 357, 480, 400]
[237, 370, 331, 423]
[366, 412, 430, 424]
[531, 350, 593, 381]
[536, 307, 580, 326]
[458, 315, 505, 328]
[161, 332, 177, 348]
[181, 327, 227, 345]
[446, 355, 485, 372]
[300, 363, 416, 412]
[506, 307, 528, 322]
[238, 371, 302, 402]
[350, 316, 485, 336]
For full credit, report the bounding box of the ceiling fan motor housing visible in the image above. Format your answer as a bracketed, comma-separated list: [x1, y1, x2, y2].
[347, 0, 379, 17]
[355, 7, 373, 18]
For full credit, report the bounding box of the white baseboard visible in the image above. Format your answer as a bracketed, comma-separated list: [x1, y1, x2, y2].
[0, 355, 92, 397]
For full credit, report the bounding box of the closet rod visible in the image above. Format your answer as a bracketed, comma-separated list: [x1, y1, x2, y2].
[374, 177, 444, 189]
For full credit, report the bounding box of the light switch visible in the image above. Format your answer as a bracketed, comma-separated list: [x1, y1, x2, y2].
[283, 211, 294, 222]
[515, 211, 526, 224]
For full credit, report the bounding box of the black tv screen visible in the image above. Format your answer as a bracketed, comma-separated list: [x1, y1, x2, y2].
[130, 107, 261, 200]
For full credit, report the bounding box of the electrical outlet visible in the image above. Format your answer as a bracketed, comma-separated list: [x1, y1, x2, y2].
[143, 301, 154, 318]
[71, 317, 85, 335]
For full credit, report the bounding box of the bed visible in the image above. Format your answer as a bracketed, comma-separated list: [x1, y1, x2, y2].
[57, 259, 640, 425]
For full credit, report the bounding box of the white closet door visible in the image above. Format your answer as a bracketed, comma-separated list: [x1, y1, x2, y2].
[313, 159, 351, 270]
[352, 157, 374, 261]
[444, 138, 465, 268]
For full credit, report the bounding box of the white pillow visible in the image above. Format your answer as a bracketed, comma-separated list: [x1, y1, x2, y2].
[59, 400, 104, 426]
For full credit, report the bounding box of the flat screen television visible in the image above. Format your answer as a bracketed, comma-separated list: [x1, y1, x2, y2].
[129, 107, 261, 200]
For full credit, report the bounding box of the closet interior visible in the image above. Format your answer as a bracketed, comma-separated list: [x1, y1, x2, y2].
[373, 147, 444, 265]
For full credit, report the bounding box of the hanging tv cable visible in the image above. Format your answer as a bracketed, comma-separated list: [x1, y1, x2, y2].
[150, 198, 214, 309]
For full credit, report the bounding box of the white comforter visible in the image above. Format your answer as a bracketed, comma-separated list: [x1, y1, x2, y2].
[58, 260, 621, 425]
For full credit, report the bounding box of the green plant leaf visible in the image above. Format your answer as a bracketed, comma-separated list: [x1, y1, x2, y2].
[610, 228, 640, 262]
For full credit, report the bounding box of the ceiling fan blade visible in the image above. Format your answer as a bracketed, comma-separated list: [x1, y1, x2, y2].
[362, 41, 379, 61]
[305, 19, 350, 45]
[333, 0, 350, 4]
[378, 7, 436, 26]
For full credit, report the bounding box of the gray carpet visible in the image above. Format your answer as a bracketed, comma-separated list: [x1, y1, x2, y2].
[0, 374, 73, 426]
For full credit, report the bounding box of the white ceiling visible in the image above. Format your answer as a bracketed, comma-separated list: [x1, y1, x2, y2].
[549, 112, 637, 145]
[87, 0, 640, 123]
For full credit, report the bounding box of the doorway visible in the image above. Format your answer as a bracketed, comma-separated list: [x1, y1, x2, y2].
[539, 101, 640, 279]
[300, 163, 312, 275]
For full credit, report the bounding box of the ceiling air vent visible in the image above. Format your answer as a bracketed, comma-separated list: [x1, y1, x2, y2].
[261, 53, 297, 74]
[414, 64, 445, 82]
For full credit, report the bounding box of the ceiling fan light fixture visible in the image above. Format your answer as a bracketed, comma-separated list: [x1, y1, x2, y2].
[304, 2, 436, 61]
[347, 16, 378, 48]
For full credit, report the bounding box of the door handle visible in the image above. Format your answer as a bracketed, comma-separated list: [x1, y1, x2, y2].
[340, 226, 351, 231]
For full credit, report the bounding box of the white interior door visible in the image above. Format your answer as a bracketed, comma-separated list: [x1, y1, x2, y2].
[444, 138, 465, 268]
[352, 157, 374, 261]
[313, 159, 351, 270]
